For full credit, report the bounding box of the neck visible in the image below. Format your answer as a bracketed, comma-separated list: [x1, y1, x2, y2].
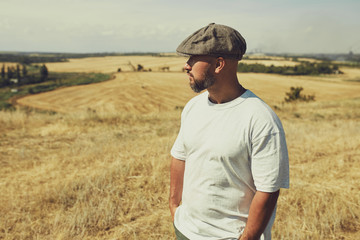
[207, 81, 246, 104]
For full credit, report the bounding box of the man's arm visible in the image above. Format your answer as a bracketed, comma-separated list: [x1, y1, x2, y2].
[239, 190, 280, 240]
[169, 157, 185, 221]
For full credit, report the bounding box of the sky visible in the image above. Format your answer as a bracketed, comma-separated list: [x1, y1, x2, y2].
[1, 0, 360, 54]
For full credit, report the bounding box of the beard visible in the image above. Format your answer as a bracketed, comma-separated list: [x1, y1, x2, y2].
[189, 70, 216, 93]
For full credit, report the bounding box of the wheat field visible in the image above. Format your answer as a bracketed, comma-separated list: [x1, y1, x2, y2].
[44, 55, 187, 73]
[42, 55, 316, 74]
[1, 56, 360, 239]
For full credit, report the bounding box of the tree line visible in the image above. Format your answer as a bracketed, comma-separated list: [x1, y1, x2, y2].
[237, 61, 342, 75]
[0, 52, 162, 65]
[0, 54, 67, 64]
[0, 64, 48, 87]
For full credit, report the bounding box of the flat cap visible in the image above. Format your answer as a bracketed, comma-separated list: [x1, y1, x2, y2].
[176, 23, 246, 60]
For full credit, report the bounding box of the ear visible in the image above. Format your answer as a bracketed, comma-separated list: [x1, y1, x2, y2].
[214, 57, 225, 74]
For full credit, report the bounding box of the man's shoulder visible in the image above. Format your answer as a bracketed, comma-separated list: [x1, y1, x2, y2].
[182, 91, 208, 113]
[243, 90, 284, 131]
[244, 91, 276, 116]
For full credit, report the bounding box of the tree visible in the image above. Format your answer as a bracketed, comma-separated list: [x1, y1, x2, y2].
[40, 64, 48, 82]
[19, 56, 32, 65]
[22, 65, 28, 77]
[7, 66, 14, 80]
[16, 64, 21, 85]
[1, 64, 5, 79]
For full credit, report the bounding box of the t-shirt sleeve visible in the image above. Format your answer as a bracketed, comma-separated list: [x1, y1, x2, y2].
[251, 131, 290, 192]
[171, 118, 187, 161]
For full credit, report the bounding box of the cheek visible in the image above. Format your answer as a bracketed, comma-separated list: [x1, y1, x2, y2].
[193, 71, 206, 81]
[192, 64, 211, 79]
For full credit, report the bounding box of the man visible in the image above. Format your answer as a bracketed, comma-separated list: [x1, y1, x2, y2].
[169, 23, 289, 240]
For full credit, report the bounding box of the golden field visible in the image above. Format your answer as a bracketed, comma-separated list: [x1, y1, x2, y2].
[43, 55, 187, 73]
[42, 55, 321, 74]
[1, 56, 360, 239]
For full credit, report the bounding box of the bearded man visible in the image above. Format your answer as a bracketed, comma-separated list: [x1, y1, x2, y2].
[169, 23, 289, 240]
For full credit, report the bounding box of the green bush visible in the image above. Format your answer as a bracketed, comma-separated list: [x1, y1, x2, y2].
[0, 101, 14, 110]
[284, 87, 315, 102]
[238, 62, 341, 75]
[28, 84, 57, 94]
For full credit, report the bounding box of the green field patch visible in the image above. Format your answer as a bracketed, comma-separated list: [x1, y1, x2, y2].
[0, 72, 111, 110]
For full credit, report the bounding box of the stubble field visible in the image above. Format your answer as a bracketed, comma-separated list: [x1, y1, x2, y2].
[1, 55, 359, 239]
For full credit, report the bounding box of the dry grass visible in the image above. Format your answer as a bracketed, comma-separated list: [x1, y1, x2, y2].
[0, 109, 180, 239]
[273, 100, 360, 240]
[1, 56, 360, 239]
[16, 72, 196, 114]
[243, 55, 317, 66]
[38, 55, 315, 74]
[44, 56, 187, 73]
[340, 67, 360, 82]
[0, 62, 20, 68]
[16, 70, 360, 114]
[242, 59, 299, 67]
[44, 55, 301, 74]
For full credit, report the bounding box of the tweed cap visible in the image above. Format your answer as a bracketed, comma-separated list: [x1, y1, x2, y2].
[176, 23, 246, 60]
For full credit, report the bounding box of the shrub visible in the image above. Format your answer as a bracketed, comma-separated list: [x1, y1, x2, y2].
[285, 87, 315, 102]
[238, 62, 341, 75]
[137, 64, 144, 71]
[0, 101, 14, 110]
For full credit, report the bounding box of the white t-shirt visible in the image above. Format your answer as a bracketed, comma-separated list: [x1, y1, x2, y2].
[171, 90, 289, 240]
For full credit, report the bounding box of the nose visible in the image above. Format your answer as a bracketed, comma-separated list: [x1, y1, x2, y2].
[184, 62, 191, 72]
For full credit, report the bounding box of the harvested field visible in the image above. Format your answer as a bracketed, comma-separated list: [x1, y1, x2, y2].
[16, 72, 196, 113]
[340, 67, 360, 81]
[1, 56, 360, 239]
[242, 59, 299, 66]
[0, 62, 21, 68]
[44, 56, 187, 73]
[41, 55, 308, 74]
[16, 71, 360, 113]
